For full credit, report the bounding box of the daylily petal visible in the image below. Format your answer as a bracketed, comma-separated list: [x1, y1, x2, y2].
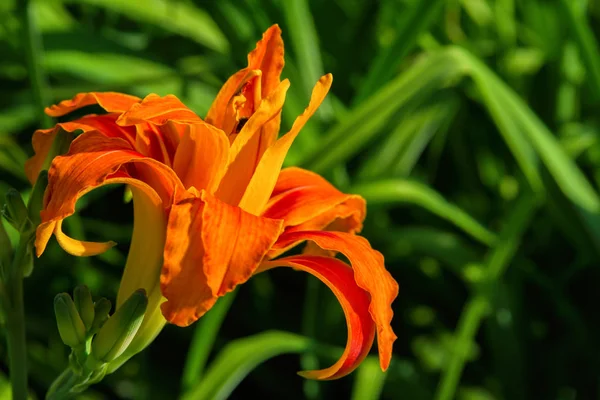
[36, 131, 183, 257]
[215, 80, 290, 206]
[133, 123, 181, 167]
[172, 122, 230, 193]
[263, 167, 365, 232]
[160, 190, 283, 326]
[248, 24, 284, 99]
[258, 255, 375, 380]
[116, 94, 202, 126]
[45, 92, 140, 117]
[271, 231, 398, 372]
[25, 114, 136, 184]
[206, 24, 284, 133]
[239, 74, 333, 215]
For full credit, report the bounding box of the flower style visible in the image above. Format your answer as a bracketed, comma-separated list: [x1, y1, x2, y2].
[27, 25, 398, 379]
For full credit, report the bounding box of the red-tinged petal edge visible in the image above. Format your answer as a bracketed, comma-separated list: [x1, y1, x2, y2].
[272, 231, 398, 372]
[258, 255, 375, 380]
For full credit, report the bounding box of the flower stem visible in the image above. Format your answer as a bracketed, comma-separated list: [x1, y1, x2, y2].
[4, 237, 30, 400]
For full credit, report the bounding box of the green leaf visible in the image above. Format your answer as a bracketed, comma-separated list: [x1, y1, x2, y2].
[282, 0, 333, 120]
[452, 47, 600, 213]
[301, 51, 464, 173]
[181, 291, 237, 391]
[435, 194, 539, 400]
[351, 356, 387, 400]
[353, 0, 446, 104]
[182, 331, 311, 400]
[44, 51, 175, 84]
[357, 94, 459, 179]
[68, 0, 229, 53]
[558, 0, 600, 102]
[352, 180, 497, 246]
[384, 226, 481, 274]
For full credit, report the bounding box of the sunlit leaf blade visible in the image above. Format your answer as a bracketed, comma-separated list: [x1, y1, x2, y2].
[44, 51, 175, 84]
[302, 51, 464, 173]
[66, 0, 229, 53]
[357, 94, 459, 179]
[182, 331, 311, 400]
[282, 0, 333, 120]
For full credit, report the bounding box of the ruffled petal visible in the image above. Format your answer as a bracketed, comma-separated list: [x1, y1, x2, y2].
[258, 255, 375, 380]
[215, 80, 290, 206]
[263, 167, 365, 232]
[36, 131, 184, 257]
[206, 25, 284, 134]
[271, 231, 398, 372]
[239, 74, 333, 215]
[116, 94, 202, 126]
[172, 122, 230, 193]
[160, 190, 283, 326]
[25, 114, 136, 184]
[45, 92, 140, 117]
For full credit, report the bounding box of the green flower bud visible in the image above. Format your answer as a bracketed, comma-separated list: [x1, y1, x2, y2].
[21, 247, 34, 278]
[91, 289, 147, 363]
[27, 170, 48, 226]
[73, 285, 95, 331]
[54, 293, 87, 348]
[90, 298, 112, 335]
[0, 220, 12, 277]
[3, 189, 32, 234]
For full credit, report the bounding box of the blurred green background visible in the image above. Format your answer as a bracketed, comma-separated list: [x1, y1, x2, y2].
[2, 0, 600, 399]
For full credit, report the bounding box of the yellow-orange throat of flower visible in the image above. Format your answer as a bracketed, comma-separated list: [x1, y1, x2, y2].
[27, 25, 399, 380]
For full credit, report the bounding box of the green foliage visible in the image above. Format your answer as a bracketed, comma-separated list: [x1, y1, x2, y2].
[2, 0, 600, 399]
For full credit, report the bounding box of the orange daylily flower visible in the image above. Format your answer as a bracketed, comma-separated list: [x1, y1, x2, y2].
[27, 25, 399, 379]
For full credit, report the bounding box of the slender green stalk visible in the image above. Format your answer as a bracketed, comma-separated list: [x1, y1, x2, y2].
[4, 237, 30, 400]
[17, 0, 52, 127]
[301, 278, 320, 400]
[434, 194, 539, 400]
[435, 296, 488, 400]
[182, 290, 237, 392]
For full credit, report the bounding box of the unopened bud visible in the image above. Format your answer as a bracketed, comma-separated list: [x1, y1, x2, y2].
[91, 289, 147, 363]
[90, 298, 111, 335]
[21, 247, 34, 278]
[0, 220, 12, 275]
[73, 285, 95, 331]
[27, 170, 48, 226]
[54, 293, 86, 348]
[3, 189, 32, 233]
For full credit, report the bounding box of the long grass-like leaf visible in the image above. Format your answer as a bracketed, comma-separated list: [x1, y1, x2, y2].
[302, 51, 464, 173]
[352, 180, 496, 246]
[182, 331, 311, 400]
[68, 0, 229, 53]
